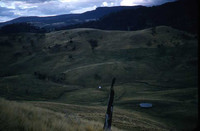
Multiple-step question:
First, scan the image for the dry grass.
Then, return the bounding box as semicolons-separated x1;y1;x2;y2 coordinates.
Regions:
0;98;122;131
31;101;169;131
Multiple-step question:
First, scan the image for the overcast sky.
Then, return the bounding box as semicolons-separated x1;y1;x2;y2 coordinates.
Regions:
0;0;176;22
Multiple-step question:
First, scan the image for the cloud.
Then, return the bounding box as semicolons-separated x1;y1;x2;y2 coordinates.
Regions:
0;0;176;22
102;2;108;6
0;6;16;22
2;0;51;4
71;5;97;14
120;0;176;6
101;1;116;7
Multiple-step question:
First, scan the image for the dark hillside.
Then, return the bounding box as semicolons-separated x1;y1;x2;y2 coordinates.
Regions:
0;26;198;130
64;0;198;34
0;23;46;34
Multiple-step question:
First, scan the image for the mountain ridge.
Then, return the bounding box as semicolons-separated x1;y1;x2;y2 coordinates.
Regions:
63;0;198;33
0;6;143;28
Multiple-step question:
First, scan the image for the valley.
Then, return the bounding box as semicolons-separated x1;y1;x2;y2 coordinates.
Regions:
0;26;198;131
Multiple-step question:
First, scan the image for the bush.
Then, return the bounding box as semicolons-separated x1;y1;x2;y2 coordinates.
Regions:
14;52;23;57
146;41;153;46
50;44;61;52
94;74;101;80
157;44;166;56
151;27;156;36
71;44;76;51
34;71;47;80
88;39;98;51
0;40;12;47
68;54;73;59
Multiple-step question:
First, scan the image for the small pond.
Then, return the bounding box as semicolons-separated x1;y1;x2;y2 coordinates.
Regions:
139;103;153;108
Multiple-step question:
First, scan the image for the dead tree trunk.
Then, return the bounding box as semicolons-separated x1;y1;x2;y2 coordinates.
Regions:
103;77;116;131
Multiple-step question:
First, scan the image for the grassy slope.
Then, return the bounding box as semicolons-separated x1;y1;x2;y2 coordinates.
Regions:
0;26;198;130
0;98;117;131
31;101;169;131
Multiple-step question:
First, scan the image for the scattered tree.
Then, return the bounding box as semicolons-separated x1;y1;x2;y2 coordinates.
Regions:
157;44;166;56
173;41;180;47
71;44;76;51
88;39;98;51
14;52;23;57
0;40;12;47
25;89;29;95
94;73;101;80
64;44;68;48
151;26;156;36
146;41;153;46
68;54;73;59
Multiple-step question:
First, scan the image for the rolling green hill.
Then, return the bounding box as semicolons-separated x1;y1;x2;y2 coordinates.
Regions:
0;26;198;130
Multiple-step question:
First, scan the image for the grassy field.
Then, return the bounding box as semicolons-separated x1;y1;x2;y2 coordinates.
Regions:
0;98;117;131
0;26;198;130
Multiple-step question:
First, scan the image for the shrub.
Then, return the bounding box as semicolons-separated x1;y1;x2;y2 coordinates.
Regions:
0;40;12;47
14;52;23;57
88;39;98;51
94;74;101;80
71;44;76;51
146;41;153;46
50;44;61;52
68;54;73;59
34;71;47;80
151;26;156;36
157;44;166;56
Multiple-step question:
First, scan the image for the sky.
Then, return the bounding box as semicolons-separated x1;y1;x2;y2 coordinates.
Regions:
0;0;176;22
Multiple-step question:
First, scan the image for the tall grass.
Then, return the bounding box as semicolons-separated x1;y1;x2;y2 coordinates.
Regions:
0;98;113;131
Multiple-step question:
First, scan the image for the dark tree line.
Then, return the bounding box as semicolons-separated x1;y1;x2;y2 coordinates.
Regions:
0;23;47;34
63;0;198;34
34;71;65;83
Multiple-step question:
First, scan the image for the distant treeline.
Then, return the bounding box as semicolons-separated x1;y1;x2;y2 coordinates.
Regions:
61;0;198;34
0;23;47;34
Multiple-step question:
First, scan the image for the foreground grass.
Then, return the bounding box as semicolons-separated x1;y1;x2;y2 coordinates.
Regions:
31;101;170;131
0;98;120;131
